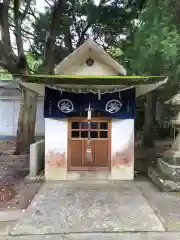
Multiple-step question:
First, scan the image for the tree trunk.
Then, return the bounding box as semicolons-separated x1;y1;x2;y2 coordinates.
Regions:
142;91;156;148
14;86;37;155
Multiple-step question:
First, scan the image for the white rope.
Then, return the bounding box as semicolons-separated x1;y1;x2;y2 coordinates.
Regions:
119;91;121;99
88;121;91;140
45;85;135;94
87;103;92;140
98;90;101;100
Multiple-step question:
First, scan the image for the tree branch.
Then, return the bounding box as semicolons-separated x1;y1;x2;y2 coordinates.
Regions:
29;6;38;21
0;41;8;60
20;0;32;22
10;23;46;45
13;0;24;55
25;36;41;57
0;41;17;73
0;0;17;63
71;0;81;39
0;1;11;48
64;28;73;53
13;0;32;56
0;59;8;69
44;0;54;8
76;23;91;47
43;0;65;73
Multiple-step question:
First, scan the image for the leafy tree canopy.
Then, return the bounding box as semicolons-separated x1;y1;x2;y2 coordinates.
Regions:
29;0;147;67
0;0;147;153
124;0;180;79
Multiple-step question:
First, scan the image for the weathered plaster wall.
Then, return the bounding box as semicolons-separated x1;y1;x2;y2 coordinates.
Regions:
45;118;68;180
111;119;134;180
45;118;134;180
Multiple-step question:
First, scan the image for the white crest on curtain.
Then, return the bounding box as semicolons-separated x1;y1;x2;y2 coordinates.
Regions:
57;99;74;113
105;100;122;113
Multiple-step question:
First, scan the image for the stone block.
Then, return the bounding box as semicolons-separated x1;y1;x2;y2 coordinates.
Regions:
29;140;45;178
148;167;180;192
157;158;180;181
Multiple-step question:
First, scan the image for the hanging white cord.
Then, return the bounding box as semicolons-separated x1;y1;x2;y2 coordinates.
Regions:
86;102;92;162
47;85;135;94
87;102;91;140
88;121;91;140
87;102;91;120
98;90;101;100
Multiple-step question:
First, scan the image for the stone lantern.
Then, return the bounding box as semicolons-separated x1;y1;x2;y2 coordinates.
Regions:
149;92;180;191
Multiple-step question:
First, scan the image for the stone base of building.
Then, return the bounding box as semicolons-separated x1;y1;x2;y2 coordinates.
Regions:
45;167;134;181
148;167;180;192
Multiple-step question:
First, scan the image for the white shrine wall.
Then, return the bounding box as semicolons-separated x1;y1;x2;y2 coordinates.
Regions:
45;118;134;180
45;118;68;180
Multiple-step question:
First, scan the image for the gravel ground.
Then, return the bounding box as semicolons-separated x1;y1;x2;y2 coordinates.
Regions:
0;140;43;210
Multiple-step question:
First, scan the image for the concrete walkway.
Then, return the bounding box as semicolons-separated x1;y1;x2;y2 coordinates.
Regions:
1;179;180;239
11;180;164;235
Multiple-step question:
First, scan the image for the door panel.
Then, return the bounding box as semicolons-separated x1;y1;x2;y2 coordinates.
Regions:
68;118;110;170
94;140;108;167
70;140;82;167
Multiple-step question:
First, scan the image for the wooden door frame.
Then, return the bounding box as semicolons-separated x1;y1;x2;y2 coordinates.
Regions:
67;117;112;171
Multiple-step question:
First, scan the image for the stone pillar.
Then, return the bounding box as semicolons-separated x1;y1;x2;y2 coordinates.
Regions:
29;140;45;179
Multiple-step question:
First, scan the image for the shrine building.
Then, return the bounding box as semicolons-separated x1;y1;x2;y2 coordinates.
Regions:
20;39;167;180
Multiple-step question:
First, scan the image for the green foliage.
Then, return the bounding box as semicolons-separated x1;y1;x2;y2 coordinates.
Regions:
25;53;42;72
0;54;40;79
125;0;180;78
30;0;147;64
0;70;13;80
107;47;123;59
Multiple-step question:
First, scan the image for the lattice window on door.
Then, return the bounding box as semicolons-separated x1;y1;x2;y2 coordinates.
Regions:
71;121;108;139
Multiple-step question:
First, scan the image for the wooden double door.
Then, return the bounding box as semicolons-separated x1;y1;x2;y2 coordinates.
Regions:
68;118;111;171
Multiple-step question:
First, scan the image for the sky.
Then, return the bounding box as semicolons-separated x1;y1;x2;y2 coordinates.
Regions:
36;0;48;12
36;0;101;12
